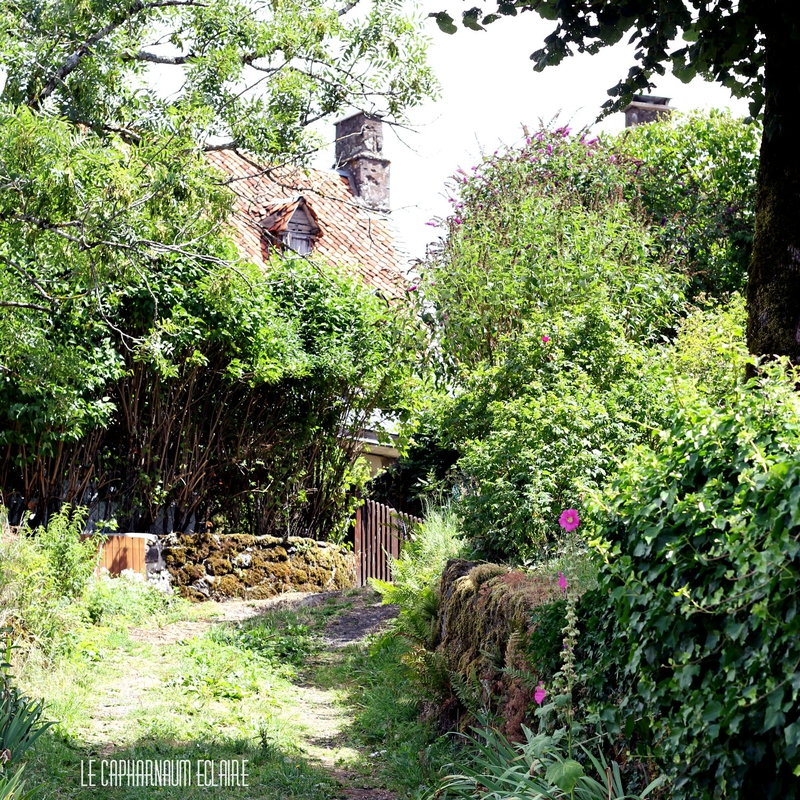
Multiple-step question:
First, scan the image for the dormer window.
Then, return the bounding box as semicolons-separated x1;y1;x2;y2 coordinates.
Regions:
280;204;316;254
261;197;321;257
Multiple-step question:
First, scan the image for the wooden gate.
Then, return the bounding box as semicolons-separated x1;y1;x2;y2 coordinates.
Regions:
354;499;421;586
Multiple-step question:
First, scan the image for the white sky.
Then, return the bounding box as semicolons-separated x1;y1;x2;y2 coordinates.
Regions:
312;13;751;262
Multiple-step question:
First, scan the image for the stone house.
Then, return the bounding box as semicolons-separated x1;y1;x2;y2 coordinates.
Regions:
206;111;407;477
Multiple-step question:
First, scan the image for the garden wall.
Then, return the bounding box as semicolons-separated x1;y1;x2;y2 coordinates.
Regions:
432;558;561;739
150;532;355;601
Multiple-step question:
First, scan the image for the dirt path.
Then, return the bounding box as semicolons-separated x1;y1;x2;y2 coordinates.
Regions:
81;588;400;799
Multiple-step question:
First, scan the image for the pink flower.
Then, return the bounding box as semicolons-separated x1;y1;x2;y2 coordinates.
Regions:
425;221;437;227
558;571;567;593
542;335;550;344
534;682;546;705
454;218;462;225
546;144;553;156
406;285;418;292
559;509;580;532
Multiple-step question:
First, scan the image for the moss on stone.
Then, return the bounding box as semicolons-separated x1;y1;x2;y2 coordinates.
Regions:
163;532;355;600
432;558;561;738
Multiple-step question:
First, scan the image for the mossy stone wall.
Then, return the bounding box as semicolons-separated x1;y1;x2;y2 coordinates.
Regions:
161;532;355;601
433;558;560;739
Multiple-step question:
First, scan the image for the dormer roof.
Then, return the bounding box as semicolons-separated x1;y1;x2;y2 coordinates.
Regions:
261;197;322;238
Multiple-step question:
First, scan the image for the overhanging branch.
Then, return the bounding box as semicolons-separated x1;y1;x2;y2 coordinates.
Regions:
33;0;208;107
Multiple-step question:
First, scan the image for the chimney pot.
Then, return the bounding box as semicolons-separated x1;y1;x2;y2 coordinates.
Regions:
623;95;673;127
334;111;390;213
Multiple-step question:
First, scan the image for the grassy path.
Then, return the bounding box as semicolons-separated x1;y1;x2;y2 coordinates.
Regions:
19;588;420;800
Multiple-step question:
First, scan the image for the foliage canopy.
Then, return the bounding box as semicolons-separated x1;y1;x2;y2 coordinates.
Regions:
413;114;753;560
0;0;435;535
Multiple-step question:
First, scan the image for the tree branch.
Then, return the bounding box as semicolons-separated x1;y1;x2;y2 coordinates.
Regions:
131;49;190;65
0;255;54;302
337;0;361;16
203;140;239;152
0;301;50;312
33;1;208;107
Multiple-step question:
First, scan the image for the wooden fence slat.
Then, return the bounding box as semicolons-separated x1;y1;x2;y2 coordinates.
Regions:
352;499;423;587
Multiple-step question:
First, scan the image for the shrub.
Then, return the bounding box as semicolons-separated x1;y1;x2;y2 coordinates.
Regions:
417;113;757;563
373;504;465;648
33;508;96;601
588;362;800;799
84;571;180;626
0;510;96;652
618;110;760;298
439;310;670;561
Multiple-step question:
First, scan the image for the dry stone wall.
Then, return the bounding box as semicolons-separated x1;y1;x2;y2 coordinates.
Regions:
431;558;561;739
152;532;355;601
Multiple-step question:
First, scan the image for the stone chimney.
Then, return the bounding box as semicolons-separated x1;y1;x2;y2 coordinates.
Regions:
623;95;673;127
334;112;390;213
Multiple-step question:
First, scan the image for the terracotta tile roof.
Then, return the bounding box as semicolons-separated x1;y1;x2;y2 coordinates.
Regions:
207;150;407;298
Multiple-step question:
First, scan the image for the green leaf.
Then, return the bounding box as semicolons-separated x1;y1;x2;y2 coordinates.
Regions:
462;8;485;31
545;759;584;792
429;11;457;34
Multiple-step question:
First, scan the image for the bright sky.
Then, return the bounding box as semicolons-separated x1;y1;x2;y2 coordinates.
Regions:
313;13;751;262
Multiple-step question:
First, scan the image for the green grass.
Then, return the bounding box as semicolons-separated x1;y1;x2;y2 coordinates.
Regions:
315;631;459;799
13;592;353;800
11;582;460;800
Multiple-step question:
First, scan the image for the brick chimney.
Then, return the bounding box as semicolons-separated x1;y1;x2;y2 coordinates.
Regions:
334;112;390;213
623;95;673;127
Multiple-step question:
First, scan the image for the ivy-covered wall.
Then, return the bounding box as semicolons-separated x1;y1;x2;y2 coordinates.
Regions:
152;532;355;601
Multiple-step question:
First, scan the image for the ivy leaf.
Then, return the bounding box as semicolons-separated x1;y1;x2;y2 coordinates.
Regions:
429;11;457;34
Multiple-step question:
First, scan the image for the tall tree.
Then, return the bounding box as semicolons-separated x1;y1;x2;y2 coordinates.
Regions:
0;0;433;531
3;0;435;157
430;0;800;360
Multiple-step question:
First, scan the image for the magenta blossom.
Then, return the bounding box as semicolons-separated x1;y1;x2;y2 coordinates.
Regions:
559;509;580;532
406;285;418;292
542;335;550;344
534;682;546;705
454;217;462;225
558;571;567;593
425;221;437;227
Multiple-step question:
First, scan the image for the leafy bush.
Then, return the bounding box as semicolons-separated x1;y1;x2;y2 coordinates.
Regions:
588;363;800;799
373;504;465;647
423;159;683;375
84;571;180;626
415;112;757;561
33;508;97;600
446;319;667;560
658;292;748;403
618;110;760;297
0;510;97;652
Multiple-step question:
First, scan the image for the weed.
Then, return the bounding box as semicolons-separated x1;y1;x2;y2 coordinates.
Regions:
84;571;184;626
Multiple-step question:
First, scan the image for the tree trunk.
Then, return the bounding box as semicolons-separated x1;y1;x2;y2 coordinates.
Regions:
746;23;800;359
